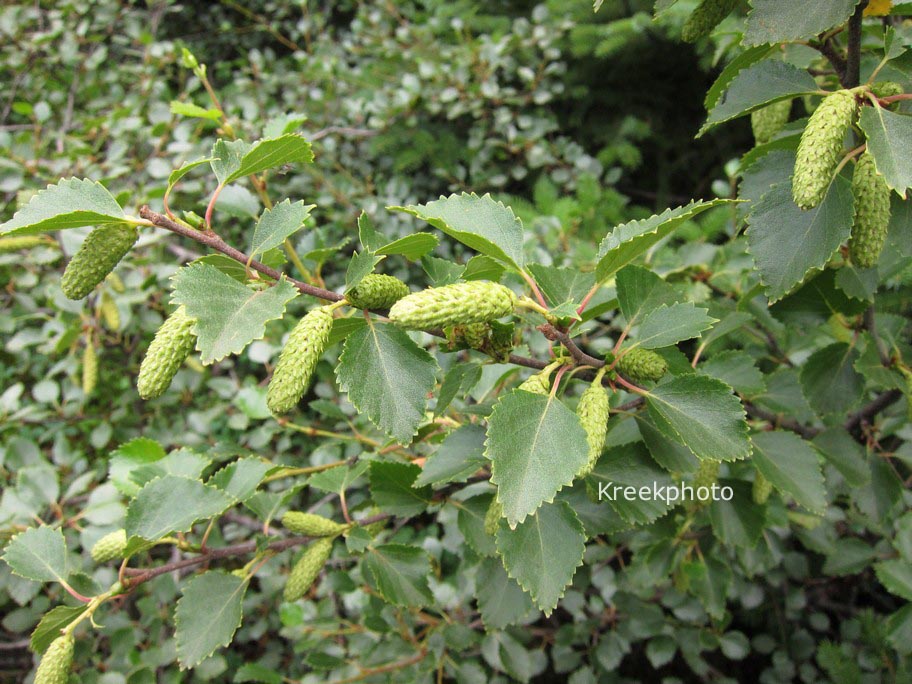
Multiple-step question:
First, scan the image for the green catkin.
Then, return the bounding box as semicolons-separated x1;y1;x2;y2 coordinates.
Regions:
848;152;892;268
99;290;120;330
692;460;719;495
137;306;197;400
518;372;550;395
681;0;739;43
35;634;74;684
82;341;98;396
871;81;903;99
388;281;516;330
454;322;490;349
792;90;858;210
484;497;503;537
60;224;138;299
283;537;334;602
750;100;791;145
91;529;128;563
0;235;49;253
577;380;609;472
282;511;347;537
753;471;773;505
617;348;667;384
344;274;410;309
266;305;335;414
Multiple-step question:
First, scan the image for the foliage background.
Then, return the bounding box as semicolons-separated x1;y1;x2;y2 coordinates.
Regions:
1;1;911;683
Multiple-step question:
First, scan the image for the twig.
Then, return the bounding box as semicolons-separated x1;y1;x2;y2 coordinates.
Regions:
745;403;819;439
845;389;902;435
846;2;867;88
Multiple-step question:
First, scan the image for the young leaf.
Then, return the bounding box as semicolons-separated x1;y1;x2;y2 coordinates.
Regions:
595;200;728;282
169;101;222;121
376;233;439;260
362;544;433;607
486;390;590;527
171;263;299;363
125;475;232;541
526;264;596;307
799;342;864;416
389;192;525;270
167;158;216;191
0;178;125;236
336;321;438;444
858;106;912;198
747;179;854;302
495;500;585;616
207;457;271;504
633;302;716;349
175;571;247;669
249;200;315;259
368;461;433;517
615;265;680;327
1;527;68;583
344;250;383;291
644;375;751;462
108;438;167;497
751;431;827;514
743;0;865;46
30;605;87;654
211;134;314;185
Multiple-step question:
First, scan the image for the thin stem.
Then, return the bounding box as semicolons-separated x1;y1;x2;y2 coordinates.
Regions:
576;283;601;316
613;373;647;396
204;183;225;229
845;2;867;88
519;269;548;309
262;459;350;484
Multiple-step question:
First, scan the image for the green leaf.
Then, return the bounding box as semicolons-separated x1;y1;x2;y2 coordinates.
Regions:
887;605;912;655
595;200;728;282
704;45;776;112
680;557;731;620
588;443;675;524
475;556;537;629
495;500;585;616
633;302;716;349
211;134;314;185
249;200;315;259
336;321;438;444
125;475;232;541
376;233;439;260
813;428;870;486
709;480;766;547
30;605;87;654
435;362;482;417
637;414;699;473
389;192;525;270
368;461;433;517
167;158;215;192
526;264;596;307
462;254;506;282
344;250;383;291
215;185;260;218
743;0;864;46
747;178;854;302
414;424;487;488
699;60;818;136
171;263;299;364
175;571;248;669
616;264;680;327
2;527;68;583
0;178;125;236
645;375;751;462
697;351;766;396
751;431;827;513
799;342;864;416
170;101;222;121
455;493;497;557
875;560;912;601
486;390;590;527
362;544;433;607
208;458;271;503
858;106;912;198
108;438;166;496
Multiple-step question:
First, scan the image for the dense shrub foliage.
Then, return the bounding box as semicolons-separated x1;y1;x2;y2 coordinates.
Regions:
2;1;912;683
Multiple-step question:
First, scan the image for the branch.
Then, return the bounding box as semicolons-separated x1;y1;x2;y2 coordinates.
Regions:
745;403;820;439
845;1;867;88
845;389;902;435
811;39;848;85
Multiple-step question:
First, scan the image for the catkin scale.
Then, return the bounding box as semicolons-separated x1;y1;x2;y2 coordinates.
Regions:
848;152;892;268
484;497;503;537
617;348;667;384
266;306;334;414
283;537;334;601
35;634;74;684
753;471;773;504
61;224;138;299
82;342;98;396
137;307;197;400
692;460;719;492
750;100;791;145
282;511;347;537
518;372;550;395
681;0;739;43
345;274;410;309
792;90;858;210
99;291;120;330
577;380;609;472
91;529;128;563
388;281;516;330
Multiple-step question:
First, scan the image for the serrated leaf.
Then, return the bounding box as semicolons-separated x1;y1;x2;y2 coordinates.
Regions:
362;544;433;607
108;438;167;496
751;431;826;513
495;500;585;616
208;458;270;503
588;443;675;523
743;0;863;46
487;390;590;527
858;106;912;198
344;250;383;290
211;134;314;185
30;605;87;654
167;157;215;191
171;263;299;363
595;200;728;282
616;264;680;327
368;461;433;517
2;527;68;583
456;493;497;557
475;556;537;629
389;192;525;270
526;264;595;307
175;571;247;669
125;475;232;541
336;321;438;444
698;351;766;396
799;342;864;416
876;560;912;601
249;200;314;259
709;480;766;547
813;428;870;486
215;185;260;218
170;101;222;121
376;233;439;260
633;302;716;349
699;60;818;136
0;178;125;236
704;45;776;112
680;558;730;620
746;179;854;302
645;375;751;462
414;424;487;488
